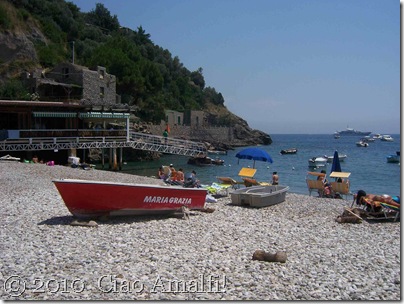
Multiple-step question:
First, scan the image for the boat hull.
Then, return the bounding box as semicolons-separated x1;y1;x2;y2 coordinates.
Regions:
53;179;207;218
230;185;289;208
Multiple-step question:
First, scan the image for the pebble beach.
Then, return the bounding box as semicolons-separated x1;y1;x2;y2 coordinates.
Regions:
0;162;400;300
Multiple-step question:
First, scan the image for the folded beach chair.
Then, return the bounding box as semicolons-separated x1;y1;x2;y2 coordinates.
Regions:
306;172;326;197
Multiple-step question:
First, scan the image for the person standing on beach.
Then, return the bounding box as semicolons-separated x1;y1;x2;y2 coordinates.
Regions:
272;172;279;185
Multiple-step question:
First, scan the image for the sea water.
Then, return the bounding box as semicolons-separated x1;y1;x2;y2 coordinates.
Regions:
99;134;401;196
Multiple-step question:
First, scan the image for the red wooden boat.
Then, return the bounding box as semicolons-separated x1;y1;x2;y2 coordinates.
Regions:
53;179;207;219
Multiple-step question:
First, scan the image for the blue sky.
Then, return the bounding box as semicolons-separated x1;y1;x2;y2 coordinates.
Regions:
70;0;400;134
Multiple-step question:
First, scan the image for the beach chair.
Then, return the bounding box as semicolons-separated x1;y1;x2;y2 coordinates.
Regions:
306;172;326;197
217;176;239;189
238;167;257;187
238;167;268;187
329;171;352;200
352;190;400;221
242;177;260;187
380;200;400;222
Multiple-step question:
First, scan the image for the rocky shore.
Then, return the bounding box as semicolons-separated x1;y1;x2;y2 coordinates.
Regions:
0;162;400;300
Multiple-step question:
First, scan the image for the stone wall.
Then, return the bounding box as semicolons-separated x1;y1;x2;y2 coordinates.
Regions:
82;66;117;105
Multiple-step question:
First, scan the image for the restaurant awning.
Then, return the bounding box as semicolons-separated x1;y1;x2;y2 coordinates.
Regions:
33;112;77;118
79;112;130;119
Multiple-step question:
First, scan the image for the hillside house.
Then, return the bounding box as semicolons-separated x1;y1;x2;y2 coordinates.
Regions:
22;63;120;105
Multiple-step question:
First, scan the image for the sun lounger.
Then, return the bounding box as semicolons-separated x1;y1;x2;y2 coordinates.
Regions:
242;177;271;187
352;191;400;222
306;172;326;197
380;201;400;222
217;176;239;189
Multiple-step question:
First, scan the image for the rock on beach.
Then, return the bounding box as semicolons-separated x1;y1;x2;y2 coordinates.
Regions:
0;162;400;300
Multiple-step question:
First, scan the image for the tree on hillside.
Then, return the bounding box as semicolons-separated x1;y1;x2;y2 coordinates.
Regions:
85;3;119;32
190;67;205;89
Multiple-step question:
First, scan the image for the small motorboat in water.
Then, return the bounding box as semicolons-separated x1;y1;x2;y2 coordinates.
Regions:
308;156;327;168
280;148;297;155
381;135;394;142
325;154;347;163
187;156;224;166
356;141;369;147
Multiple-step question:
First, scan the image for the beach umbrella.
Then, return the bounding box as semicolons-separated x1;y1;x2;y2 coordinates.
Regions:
235;147;273;168
330;150;342;174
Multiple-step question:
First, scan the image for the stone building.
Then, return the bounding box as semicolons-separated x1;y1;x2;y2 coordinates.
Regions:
22;63;120;105
165;110;184;126
183;110;206;127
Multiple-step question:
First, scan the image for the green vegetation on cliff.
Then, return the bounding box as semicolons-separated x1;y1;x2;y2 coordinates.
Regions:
0;0;228;124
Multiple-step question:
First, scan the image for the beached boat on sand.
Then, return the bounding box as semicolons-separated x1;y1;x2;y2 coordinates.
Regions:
230;185;289;208
0;154;21;161
53;179;207;219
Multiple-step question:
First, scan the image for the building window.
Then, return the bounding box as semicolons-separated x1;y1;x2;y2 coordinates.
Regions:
99;70;105;79
63;68;69;79
100;87;105;97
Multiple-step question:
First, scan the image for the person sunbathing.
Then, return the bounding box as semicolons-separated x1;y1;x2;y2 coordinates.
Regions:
355;190;400;212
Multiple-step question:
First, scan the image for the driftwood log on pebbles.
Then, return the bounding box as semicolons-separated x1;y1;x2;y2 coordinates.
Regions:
252;250;287;263
335;207;364;224
336;215;362;224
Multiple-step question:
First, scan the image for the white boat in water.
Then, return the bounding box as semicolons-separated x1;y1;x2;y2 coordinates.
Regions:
325;154;347;163
308;156;327;168
356;141;369;147
381;135;394;142
362;136;375;143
